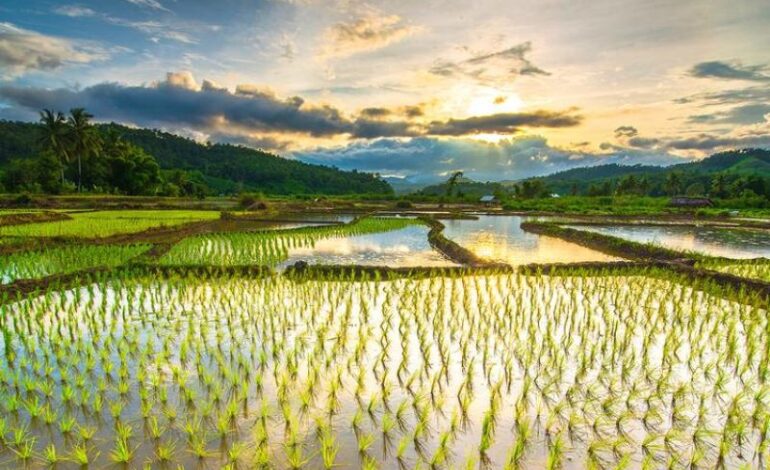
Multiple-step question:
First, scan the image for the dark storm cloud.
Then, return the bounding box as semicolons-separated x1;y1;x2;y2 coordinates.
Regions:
688;61;769;82
426;110;582;136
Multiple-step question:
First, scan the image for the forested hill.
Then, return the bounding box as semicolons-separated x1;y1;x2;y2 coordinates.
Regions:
0;120;392;195
531;148;770;196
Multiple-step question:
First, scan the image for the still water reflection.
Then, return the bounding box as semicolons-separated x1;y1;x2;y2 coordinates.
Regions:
569;224;770;259
443;215;620;264
280;224;457;267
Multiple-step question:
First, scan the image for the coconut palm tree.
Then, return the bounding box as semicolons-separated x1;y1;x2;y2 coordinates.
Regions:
446;171;464;197
38;109;69;186
66;108;102;192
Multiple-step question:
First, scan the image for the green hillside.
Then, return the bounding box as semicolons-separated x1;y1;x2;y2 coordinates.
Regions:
410;148;770;203
532;148;770;197
0;120;392;196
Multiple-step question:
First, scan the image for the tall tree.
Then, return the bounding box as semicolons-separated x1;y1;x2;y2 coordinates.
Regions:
664;172;682;196
38;109;69;186
66;108;101;192
446;171;464;197
710;173;728;198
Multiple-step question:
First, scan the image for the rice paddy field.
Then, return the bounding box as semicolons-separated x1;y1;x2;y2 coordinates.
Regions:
698;259;770;283
0;244;150;284
158;217;420;267
0;209;769;469
0;210;220;238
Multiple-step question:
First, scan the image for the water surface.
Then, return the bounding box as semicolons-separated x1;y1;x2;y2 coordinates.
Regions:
442;215;620;264
570;224;770;259
280;224;456;268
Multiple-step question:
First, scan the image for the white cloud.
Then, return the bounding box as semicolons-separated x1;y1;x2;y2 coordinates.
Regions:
320;14;420;59
125;0;170;12
53;5;97;18
0;23;104;77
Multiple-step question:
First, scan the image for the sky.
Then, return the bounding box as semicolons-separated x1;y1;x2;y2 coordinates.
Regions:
1;0;769;183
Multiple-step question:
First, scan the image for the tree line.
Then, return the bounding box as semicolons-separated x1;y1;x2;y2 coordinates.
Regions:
0;110;393;197
3;108;173;196
581;172;769;201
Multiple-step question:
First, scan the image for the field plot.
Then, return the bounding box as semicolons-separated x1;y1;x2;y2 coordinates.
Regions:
568;225;770;259
0;270;767;469
699;258;770;283
0;244;150;284
158;217;423;266
443;216;620;265
0;210;220;238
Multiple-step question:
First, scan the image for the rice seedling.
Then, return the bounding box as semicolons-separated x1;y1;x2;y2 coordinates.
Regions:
158;216;421;266
69;443;96;466
109;437;138;464
698;258;770;283
156;440;177;462
0;243;150;284
0;262;765;468
0;210;219;238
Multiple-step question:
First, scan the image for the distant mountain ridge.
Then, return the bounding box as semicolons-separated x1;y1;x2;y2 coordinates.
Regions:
412;148;770;197
536;148;770;195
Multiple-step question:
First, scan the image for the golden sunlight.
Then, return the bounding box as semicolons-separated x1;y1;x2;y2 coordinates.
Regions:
466;91;523;116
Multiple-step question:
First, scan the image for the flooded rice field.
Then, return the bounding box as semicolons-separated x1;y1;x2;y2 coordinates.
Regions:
0;271;766;468
568;225;770;259
442;216;621;265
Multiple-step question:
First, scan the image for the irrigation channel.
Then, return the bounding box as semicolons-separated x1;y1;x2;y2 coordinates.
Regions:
0;210;769;469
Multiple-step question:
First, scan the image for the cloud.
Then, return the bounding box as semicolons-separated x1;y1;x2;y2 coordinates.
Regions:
688;60;769;81
53;5;97;17
614;125;638;138
0;72;581;141
0;73;351;137
619;114;770;153
112;20;197;44
627;136;660;149
426;110;582;136
665;133;770;151
687;104;770;125
321;14;419;58
165;71;199;90
295;135;686;182
359;107;392;118
0;23;103;77
351;118;419;138
675;86;770;106
429;41;549;85
125;0;170;12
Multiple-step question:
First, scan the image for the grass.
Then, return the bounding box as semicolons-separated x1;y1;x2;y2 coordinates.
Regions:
0;210;220;238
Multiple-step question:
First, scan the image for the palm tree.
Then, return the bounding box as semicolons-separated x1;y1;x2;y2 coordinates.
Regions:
664;172;682;196
66;108;102;192
446;171;464;197
38;109;69;186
